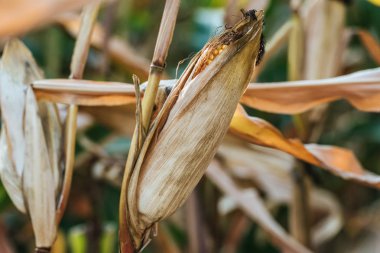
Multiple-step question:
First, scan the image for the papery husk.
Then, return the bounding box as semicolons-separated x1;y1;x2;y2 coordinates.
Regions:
125;10;265;248
23;87;58;247
0;41;33;212
0;39;62;248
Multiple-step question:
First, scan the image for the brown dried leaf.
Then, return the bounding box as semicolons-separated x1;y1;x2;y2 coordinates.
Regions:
23;87;57;247
206;161;312;253
357;29;380;65
0;39;44;213
218;135;295;204
33;67;380;115
230;105;380;189
0;0;90;37
0;39;62;248
218;136;343;245
33;79;136;106
242;68;380;114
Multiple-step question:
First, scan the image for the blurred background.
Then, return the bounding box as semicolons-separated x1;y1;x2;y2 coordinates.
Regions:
1;0;380;252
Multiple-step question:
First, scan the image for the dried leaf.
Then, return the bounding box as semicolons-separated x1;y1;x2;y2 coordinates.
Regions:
230;105;380;189
242;68;380;114
0;39;43;213
206;161;312;253
310;189;343;246
0;39;62;249
33;79;136;106
23;87;57;247
33;67;380;115
357;29;380;65
218;136;343;245
0;0;90;37
218;135;295;204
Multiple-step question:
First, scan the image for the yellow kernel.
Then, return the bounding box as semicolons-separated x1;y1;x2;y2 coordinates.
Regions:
218;49;223;54
213;49;219;55
222;44;227;49
207;60;212;65
209;54;214;60
217;44;223;50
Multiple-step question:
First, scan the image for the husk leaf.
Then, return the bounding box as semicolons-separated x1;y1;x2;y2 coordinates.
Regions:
0;39;62;248
125;10;265;248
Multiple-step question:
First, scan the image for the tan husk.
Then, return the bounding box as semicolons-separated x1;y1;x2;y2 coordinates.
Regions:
0;39;62;248
124;10;264;248
23;87;58;247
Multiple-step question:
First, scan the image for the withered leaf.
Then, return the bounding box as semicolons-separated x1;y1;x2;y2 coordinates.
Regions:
0;39;62;248
242;68;380;114
230;105;380;189
357;29;380;66
206;161;312;253
23;87;57;247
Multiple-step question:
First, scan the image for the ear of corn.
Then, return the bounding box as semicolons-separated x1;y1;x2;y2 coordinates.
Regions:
123;10;265;248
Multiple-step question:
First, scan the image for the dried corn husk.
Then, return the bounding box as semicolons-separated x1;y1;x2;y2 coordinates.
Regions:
0;39;62;249
124;10;265;248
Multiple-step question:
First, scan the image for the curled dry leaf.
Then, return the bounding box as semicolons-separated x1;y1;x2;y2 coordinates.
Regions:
0;41;28;212
206;161;312;253
242;68;380;114
0;0;90;37
23;88;57;247
218;135;295;204
33;67;380;115
123;10;265;248
218;136;343;245
230;105;380;189
0;40;62;248
58;15;151;79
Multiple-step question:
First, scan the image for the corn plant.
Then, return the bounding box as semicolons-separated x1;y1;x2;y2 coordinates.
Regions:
0;0;380;253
